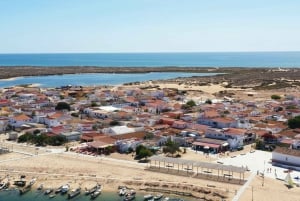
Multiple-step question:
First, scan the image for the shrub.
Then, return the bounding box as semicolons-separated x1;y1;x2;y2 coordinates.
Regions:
271;94;281;100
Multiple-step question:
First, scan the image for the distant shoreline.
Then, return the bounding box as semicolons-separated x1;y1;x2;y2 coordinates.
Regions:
0;66;291;79
1;67;300;90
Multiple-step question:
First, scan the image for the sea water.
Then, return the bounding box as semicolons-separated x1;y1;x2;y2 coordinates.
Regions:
0;72;219;88
0;52;300;67
0;189;196;201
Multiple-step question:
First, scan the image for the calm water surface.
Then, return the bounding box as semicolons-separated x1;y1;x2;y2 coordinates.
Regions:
0;52;300;67
0;189;196;201
0;72;218;88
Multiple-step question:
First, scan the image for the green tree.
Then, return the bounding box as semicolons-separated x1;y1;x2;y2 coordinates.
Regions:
138;148;152;160
135;145;153;160
163;139;181;157
288;115;300;129
271;94;281;100
255;139;265;150
186;100;196;107
55;102;70;111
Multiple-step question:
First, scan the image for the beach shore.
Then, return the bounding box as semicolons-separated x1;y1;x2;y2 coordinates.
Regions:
0;140;299;201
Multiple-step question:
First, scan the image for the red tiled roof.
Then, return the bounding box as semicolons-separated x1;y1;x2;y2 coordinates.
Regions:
13;114;31;121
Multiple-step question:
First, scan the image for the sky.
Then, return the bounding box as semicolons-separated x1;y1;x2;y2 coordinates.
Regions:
0;0;300;53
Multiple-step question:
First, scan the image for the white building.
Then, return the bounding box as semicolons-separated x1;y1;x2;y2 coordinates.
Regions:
272;147;300;170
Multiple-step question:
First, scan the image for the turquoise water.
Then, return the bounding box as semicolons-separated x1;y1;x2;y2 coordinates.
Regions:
0;189;195;201
0;72;218;88
0;52;300;67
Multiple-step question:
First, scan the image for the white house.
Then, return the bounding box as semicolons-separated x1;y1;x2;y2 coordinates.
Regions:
115;138;142;153
102;126;144;136
9;114;33;128
60;131;82;141
44;112;71;127
272;147;300;170
205;127;255;149
0;117;9;132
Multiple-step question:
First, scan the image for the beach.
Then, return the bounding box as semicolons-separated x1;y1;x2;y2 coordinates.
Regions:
0;137;299;201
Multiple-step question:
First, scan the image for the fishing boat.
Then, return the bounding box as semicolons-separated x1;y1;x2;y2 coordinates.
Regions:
85;184;101;195
0;181;9;190
44;188;53;195
144;194;153;200
90;186;102;199
68;187;81;199
153;193;164;200
123;189;136;201
19;178;36;195
119;187;127;196
61;184;70;194
55;185;63;194
49;194;56;198
13;180;26;187
37;184;43;190
123;194;136;201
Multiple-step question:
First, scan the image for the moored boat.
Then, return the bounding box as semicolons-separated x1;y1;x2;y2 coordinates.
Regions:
144;194;153;200
119;187;127;196
55;185;63;194
13;180;26;187
44;188;53;195
0;181;10;190
68;187;81;199
37;184;43;190
153;193;164;200
19;178;36;195
85;184;100;195
61;184;70;194
90;186;102;200
123;194;136;201
49;194;56;198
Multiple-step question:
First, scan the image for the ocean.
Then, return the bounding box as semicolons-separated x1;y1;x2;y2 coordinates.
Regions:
0;52;300;67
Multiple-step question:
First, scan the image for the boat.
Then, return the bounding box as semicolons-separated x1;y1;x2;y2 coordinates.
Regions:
153;193;164;200
49;194;56;198
37;184;43;190
13;180;26;187
85;184;101;195
55;185;63;194
144;194;153;200
68;187;81;199
123;194;136;201
91;185;102;200
119;187;127;196
61;184;70;194
125;189;136;196
44;189;53;195
19;178;36;195
0;181;9;190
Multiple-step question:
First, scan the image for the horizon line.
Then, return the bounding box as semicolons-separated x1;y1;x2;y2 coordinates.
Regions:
0;50;300;54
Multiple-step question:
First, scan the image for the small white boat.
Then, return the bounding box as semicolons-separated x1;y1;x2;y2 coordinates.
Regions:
91;188;101;199
61;184;70;194
49;194;56;198
119;187;127;196
144;194;153;200
153;193;163;200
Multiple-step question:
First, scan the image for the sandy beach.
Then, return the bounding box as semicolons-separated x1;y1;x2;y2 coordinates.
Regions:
0;138;299;201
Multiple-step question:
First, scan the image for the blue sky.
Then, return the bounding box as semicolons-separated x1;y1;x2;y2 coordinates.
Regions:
0;0;299;53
